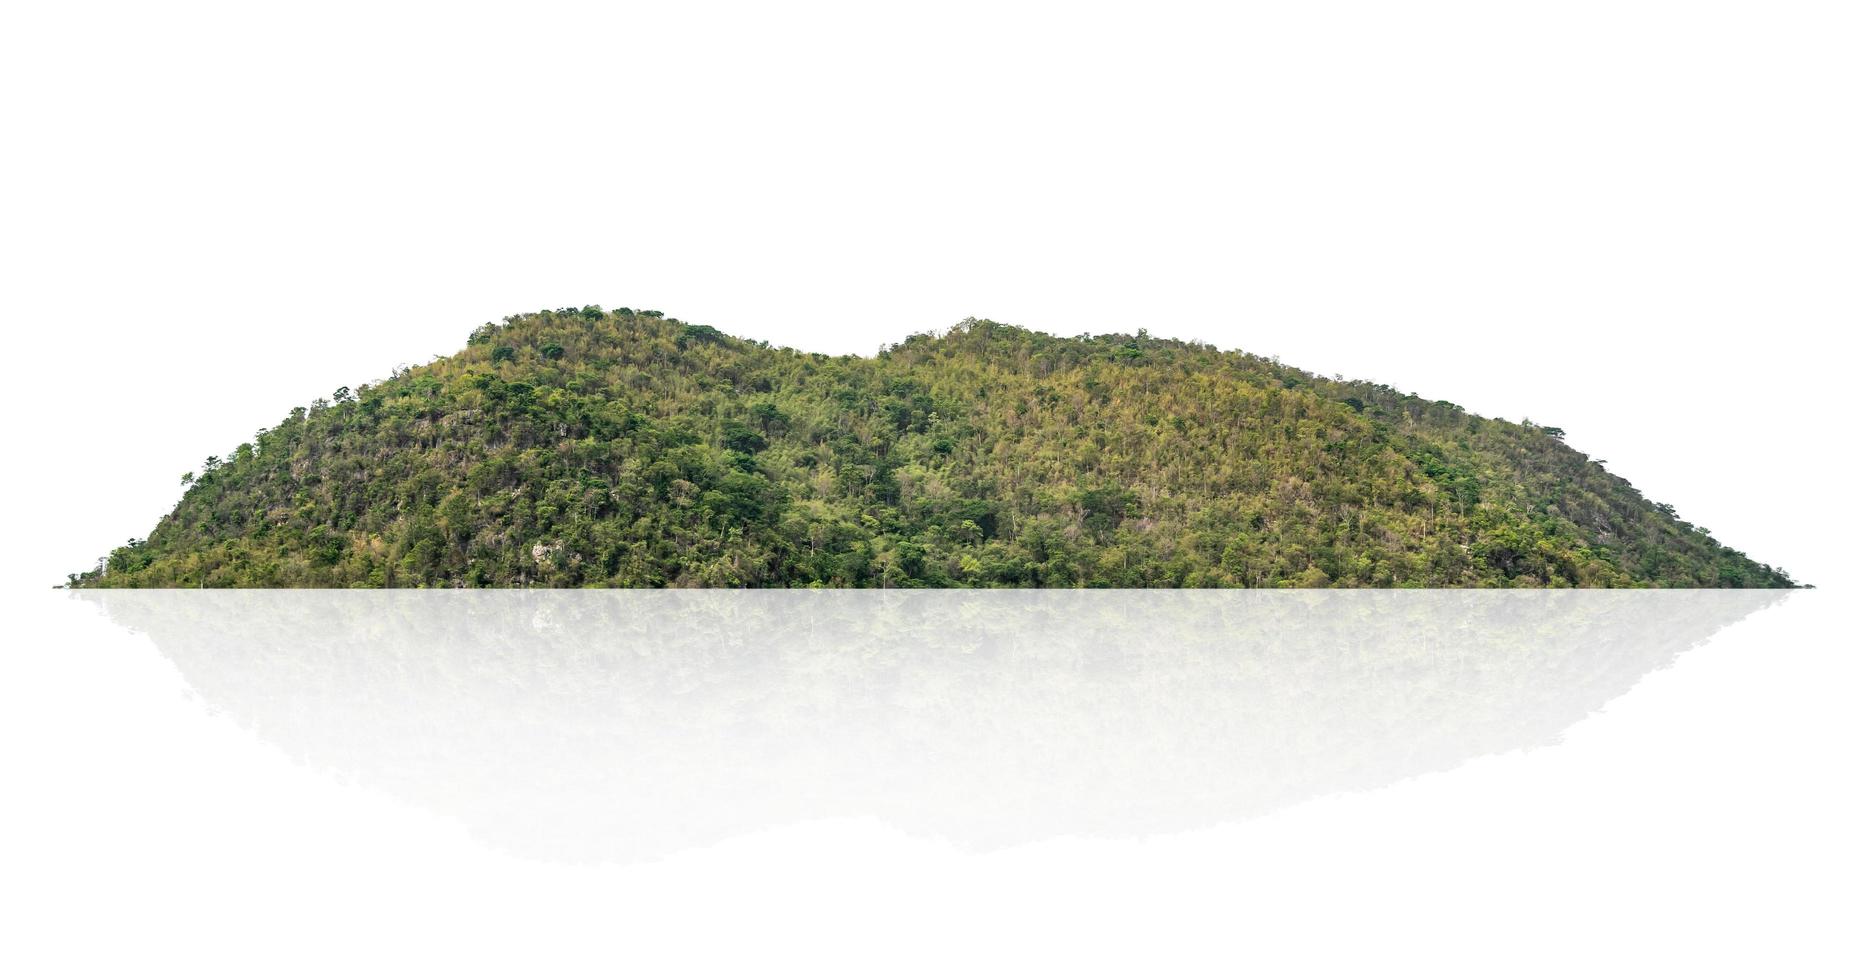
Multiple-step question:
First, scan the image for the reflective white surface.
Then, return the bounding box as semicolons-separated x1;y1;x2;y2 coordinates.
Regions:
3;590;1849;977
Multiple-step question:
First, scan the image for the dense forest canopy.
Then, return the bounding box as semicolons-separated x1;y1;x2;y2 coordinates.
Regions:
73;308;1794;588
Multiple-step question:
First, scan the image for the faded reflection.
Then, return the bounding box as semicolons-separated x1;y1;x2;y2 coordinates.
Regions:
79;590;1781;864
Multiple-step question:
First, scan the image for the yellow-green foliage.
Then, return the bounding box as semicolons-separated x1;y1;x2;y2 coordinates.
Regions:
74;309;1794;588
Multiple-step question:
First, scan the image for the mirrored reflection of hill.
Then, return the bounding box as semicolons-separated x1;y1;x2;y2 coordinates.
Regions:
80;590;1782;864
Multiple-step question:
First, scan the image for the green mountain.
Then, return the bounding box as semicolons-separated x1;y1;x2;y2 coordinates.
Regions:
73;308;1793;588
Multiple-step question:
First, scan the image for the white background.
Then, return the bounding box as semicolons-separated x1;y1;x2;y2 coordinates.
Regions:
2;0;1850;592
0;5;1851;976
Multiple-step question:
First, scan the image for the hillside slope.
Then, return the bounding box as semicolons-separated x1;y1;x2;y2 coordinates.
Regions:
73;308;1793;588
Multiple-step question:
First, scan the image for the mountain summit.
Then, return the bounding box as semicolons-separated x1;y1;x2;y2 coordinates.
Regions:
74;308;1792;588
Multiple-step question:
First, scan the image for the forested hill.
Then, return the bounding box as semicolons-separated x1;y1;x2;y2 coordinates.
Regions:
73;308;1793;588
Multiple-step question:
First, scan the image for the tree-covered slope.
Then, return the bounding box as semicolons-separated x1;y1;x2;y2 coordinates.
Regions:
73;308;1793;588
